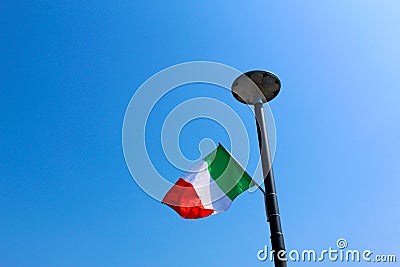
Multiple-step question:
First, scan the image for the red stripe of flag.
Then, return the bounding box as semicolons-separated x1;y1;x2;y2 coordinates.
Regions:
162;178;214;219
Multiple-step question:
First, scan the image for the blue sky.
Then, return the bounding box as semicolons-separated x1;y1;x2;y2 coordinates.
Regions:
1;1;400;266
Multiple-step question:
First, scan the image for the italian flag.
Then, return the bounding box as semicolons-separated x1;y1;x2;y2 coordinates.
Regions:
162;144;252;219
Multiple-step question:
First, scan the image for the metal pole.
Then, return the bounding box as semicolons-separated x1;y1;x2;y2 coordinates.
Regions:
254;102;287;267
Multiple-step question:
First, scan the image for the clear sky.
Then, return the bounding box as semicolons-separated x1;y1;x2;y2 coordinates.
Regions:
1;1;400;266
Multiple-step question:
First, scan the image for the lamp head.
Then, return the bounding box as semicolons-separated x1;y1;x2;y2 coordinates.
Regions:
231;70;281;105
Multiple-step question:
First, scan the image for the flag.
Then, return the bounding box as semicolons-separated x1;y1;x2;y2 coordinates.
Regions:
162;144;252;219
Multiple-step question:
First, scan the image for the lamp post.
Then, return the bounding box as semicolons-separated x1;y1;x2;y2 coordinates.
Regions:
232;71;287;267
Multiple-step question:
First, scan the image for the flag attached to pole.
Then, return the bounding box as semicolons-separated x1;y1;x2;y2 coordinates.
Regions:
162;144;252;219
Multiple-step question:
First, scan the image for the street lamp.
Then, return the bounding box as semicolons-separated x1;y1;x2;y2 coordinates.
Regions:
232;71;287;267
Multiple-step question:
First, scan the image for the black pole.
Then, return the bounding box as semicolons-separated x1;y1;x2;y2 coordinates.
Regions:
254;102;287;267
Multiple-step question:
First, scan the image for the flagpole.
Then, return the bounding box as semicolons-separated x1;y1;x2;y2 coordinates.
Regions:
231;71;287;267
254;101;287;267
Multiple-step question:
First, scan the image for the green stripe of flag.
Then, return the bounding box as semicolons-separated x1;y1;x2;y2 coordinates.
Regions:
203;145;252;201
